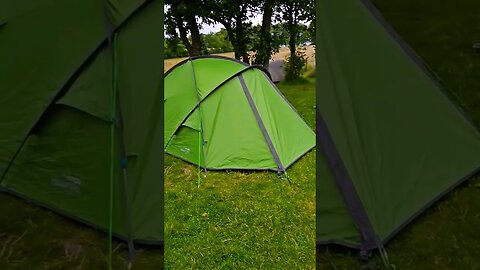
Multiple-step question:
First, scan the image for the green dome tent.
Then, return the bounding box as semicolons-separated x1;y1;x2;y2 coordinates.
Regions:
316;0;480;255
0;0;163;248
164;56;315;173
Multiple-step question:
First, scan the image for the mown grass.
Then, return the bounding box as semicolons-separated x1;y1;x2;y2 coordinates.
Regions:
164;78;316;269
317;0;480;269
0;192;163;269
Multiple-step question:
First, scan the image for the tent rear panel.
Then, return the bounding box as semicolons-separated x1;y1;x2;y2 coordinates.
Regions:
241;70;315;168
1;0;164;243
0;0;105;176
317;0;480;245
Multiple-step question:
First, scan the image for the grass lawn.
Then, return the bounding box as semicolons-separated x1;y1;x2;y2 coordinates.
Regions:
164;78;316;269
0;191;163;269
317;0;480;269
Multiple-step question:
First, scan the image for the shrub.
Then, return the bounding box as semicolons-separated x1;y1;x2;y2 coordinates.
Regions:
284;47;308;81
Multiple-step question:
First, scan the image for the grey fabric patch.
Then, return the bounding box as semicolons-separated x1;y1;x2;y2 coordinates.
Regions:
51;175;81;194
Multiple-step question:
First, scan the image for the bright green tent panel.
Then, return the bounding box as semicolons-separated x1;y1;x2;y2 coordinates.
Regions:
164;58;248;145
317;0;480;250
194;76;277;170
164;56;315;172
1;0;163;244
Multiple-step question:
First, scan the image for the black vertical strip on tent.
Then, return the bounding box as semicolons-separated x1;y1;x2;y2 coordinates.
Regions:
317;111;379;251
238;74;285;173
359;0;479;134
102;3;135;265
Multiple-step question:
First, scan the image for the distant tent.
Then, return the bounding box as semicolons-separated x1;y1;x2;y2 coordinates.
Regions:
268;60;285;83
0;1;163;245
316;0;480;252
164;56;315;173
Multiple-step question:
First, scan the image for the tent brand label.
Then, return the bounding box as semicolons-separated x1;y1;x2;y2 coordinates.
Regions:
180;147;191;154
51;175;81;194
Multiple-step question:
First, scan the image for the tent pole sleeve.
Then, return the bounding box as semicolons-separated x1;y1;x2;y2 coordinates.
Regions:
103;4;135;269
188;57;208;187
317;111;379;251
111;34;136;268
238;74;285;173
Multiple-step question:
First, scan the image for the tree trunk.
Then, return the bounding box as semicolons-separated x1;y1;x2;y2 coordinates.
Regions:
256;0;274;67
235;12;245;61
173;13;194;55
242;53;250;64
185;14;203;56
223;24;237;58
287;3;296;59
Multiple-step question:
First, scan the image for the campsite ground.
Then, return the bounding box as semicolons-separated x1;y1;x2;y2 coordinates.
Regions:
317;0;480;269
163;78;316;269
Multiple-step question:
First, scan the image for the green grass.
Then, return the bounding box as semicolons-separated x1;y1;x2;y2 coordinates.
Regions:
317;0;480;269
0;192;163;269
164;78;316;269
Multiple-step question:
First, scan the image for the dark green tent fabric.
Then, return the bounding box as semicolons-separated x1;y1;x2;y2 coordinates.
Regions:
316;0;480;250
164;56;315;172
0;0;163;245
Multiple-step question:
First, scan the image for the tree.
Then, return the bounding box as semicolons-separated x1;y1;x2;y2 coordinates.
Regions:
165;1;206;56
164;39;189;58
201;0;259;63
203;29;234;53
253;0;277;67
276;0;314;80
308;18;315;44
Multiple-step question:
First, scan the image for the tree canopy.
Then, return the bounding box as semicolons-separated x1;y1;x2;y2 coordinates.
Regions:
164;0;314;80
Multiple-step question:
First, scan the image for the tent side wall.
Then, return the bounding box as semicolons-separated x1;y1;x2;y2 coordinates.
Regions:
0;0;164;244
0;0;106;179
317;0;480;249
